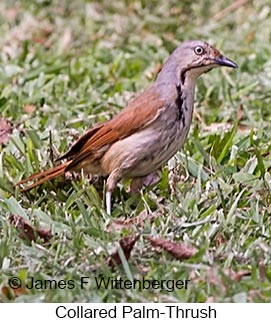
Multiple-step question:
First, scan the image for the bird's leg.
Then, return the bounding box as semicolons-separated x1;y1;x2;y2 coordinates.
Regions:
106;191;112;215
128;170;160;193
105;169;121;215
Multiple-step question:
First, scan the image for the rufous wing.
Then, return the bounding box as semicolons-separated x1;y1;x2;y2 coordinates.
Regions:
17;86;165;189
66;86;165;171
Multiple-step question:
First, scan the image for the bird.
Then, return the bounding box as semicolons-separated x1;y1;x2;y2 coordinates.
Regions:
16;40;237;214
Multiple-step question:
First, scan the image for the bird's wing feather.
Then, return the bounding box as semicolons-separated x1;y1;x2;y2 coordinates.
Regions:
66;86;165;171
56;124;103;161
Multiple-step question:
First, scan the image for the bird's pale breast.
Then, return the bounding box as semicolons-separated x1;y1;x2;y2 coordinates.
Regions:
101;101;192;178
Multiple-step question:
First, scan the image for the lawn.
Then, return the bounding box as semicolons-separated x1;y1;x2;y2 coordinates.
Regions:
0;0;271;302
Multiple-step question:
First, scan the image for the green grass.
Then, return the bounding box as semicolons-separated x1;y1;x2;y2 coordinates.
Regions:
1;0;271;302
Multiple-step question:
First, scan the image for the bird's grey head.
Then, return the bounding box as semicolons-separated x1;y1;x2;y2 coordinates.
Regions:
157;40;237;85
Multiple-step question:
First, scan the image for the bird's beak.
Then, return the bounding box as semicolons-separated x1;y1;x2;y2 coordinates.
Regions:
214;56;238;68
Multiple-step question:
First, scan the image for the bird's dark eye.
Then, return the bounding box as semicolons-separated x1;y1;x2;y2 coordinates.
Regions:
194;46;204;55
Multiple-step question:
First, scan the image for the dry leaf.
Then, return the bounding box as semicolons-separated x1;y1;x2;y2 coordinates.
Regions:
9;215;53;243
0;118;13;145
148;236;198;260
107;235;139;269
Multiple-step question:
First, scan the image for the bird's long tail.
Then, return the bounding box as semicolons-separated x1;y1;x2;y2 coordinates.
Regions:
16;161;71;192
